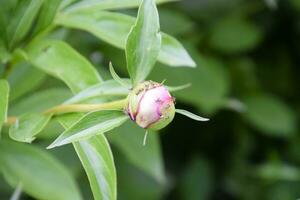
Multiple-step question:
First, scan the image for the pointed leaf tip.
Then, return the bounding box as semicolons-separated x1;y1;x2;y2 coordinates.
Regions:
46;143;56;149
9;113;52;143
126;0;162;85
167;83;192;92
48;111;128;148
175;109;209;121
109;62;131;88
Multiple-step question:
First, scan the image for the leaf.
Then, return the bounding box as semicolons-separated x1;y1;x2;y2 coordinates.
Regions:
109;62;131;88
209;17;262;53
64;0;175;13
42;52;120;199
64;79;129;104
33;0;62;35
0;40;10;63
159;34;195;67
9;88;72;115
166;83;191;92
48;110;128;148
115;154;165;200
255;162;300;181
74;136;116;200
179;157;214;200
0;80;9;132
8;0;43;48
126;0;161;85
0;140;82;200
108;121;165;183
10;48;28;64
243;95;296;137
291;0;300;11
60;0;77;10
59;113;117;200
0;3;9;44
56;11;195;67
9;113;52;143
149;47;230;113
159;9;194;36
8;61;46;101
175;109;209;121
0;2;11;57
56;11;131;49
57;113;86;128
27;39;102;93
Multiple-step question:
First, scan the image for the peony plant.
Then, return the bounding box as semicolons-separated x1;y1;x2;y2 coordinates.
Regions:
0;0;208;199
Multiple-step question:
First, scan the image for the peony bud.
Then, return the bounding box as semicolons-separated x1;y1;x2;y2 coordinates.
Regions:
126;81;175;130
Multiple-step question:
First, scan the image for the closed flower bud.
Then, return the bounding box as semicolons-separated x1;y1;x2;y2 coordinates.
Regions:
126;81;175;130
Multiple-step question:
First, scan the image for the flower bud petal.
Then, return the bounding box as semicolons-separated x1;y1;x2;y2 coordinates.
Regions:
126;81;175;130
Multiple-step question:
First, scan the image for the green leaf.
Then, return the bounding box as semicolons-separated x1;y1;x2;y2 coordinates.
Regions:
33;0;62;35
60;0;77;10
126;0;161;85
115;154;165;200
209;17;262;53
27;39;102;93
243;95;296;137
109;62;131;88
159;33;195;67
175;109;209;121
159;9;194;36
8;0;43;48
0;40;10;63
56;11;195;67
150;47;230;113
64;79;129;104
8;62;46;101
59;113;117;200
74;136;116;200
9;88;72;115
57;113;86;128
166;83;191;92
0;3;9;44
179;157;214;200
108;121;165;183
0;140;82;200
48;110;128;148
0;80;9;132
9;113;52;143
255;162;300;181
64;0;175;13
291;0;300;11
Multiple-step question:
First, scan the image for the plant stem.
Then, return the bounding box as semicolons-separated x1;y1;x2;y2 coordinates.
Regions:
10;183;22;200
43;99;127;114
5;99;127;126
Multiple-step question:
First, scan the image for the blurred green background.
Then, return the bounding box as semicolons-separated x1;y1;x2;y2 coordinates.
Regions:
1;0;300;199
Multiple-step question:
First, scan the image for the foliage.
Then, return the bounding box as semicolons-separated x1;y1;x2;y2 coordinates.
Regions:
1;0;300;199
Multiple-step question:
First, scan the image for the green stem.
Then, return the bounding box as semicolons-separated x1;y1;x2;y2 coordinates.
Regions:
6;99;128;125
10;182;22;200
43;99;127;115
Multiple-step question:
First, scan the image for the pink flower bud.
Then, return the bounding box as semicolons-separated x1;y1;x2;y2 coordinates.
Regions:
126;81;175;130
